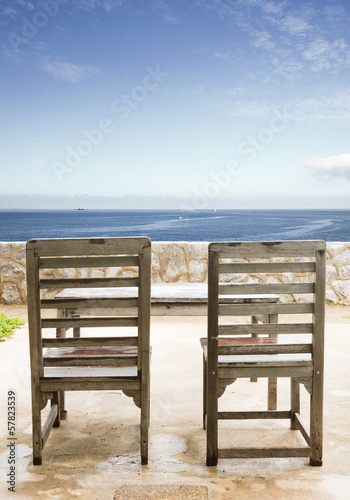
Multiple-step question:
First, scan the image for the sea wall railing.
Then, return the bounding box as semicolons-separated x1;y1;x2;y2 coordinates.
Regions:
0;241;349;305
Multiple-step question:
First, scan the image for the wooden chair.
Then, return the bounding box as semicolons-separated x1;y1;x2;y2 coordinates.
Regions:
201;241;326;466
26;237;151;465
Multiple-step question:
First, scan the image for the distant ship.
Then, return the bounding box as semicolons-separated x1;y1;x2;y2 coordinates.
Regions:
178;216;183;219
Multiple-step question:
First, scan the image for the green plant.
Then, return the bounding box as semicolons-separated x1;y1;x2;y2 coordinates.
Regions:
0;312;25;342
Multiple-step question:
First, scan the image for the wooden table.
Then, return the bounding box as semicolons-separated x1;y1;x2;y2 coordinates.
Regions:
55;282;279;317
55;283;279;409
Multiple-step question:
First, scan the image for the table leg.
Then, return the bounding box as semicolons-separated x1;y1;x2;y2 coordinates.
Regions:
56;309;68;420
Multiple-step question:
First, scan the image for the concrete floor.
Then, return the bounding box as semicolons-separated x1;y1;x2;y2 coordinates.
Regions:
1;309;350;499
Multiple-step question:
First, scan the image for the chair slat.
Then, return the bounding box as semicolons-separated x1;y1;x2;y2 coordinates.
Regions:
39;255;139;269
219;283;314;295
218;344;312;355
43;357;138;367
27;237;150;256
41;297;138;309
218;447;311;459
219;262;316;273
218;323;314;335
210;240;326;257
219;302;314;316
39;277;138;289
42;336;138;348
42;317;138;329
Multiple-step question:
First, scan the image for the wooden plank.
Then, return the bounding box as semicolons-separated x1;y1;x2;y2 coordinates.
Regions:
139;243;151;464
42;317;138;329
39;277;138;289
26;245;44;464
218;355;312;366
41;377;140;392
42;403;58;448
27;237;150;256
42;336;138;348
219;283;314;295
42;297;138;309
293;412;310;445
43;357;138;367
310;245;326;465
219;302;314;316
210;240;326;258
218;411;291;419
219;262;316;273
217;344;312;355
218;447;311;458
218;365;313;379
39;255;139;269
218;323;313;335
207;248;219;466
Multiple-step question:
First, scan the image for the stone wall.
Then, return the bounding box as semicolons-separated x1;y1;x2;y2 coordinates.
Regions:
1;241;350;305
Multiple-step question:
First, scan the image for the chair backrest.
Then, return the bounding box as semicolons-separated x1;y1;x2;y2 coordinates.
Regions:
208;240;326;366
26;237;151;377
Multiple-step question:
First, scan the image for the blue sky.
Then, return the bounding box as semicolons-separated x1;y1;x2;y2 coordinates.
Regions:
1;0;350;209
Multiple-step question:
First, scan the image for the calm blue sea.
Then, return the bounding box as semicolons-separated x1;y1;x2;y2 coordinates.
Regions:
0;209;350;242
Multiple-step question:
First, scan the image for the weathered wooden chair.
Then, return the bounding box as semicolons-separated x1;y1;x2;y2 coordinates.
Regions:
201;241;326;466
26;237;151;465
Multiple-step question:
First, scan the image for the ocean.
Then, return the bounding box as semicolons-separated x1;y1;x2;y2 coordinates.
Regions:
0;209;350;242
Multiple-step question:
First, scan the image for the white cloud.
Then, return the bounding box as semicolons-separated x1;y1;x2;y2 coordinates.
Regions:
73;0;126;12
0;6;17;17
152;0;181;24
323;5;347;23
278;15;311;35
302;37;350;72
252;30;275;50
299;154;350;180
40;58;100;82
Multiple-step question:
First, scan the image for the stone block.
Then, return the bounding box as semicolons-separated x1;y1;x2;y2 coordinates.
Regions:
333;280;350;301
326;265;337;281
0;243;9;257
0;260;26;281
326;286;339;303
187;242;208;260
189;260;207;282
338;265;350;279
163;245;187;282
1;284;22;304
334;248;350;264
13;247;26;264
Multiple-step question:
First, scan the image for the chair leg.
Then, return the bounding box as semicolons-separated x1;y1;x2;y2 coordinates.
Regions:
203;354;207;430
59;391;67;420
268;378;277;410
140;359;150;465
32;390;42;465
309;375;323;466
52;392;60;428
206;372;218;466
290;378;300;430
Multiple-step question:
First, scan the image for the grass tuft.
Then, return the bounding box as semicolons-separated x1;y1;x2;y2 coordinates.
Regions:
0;312;25;342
